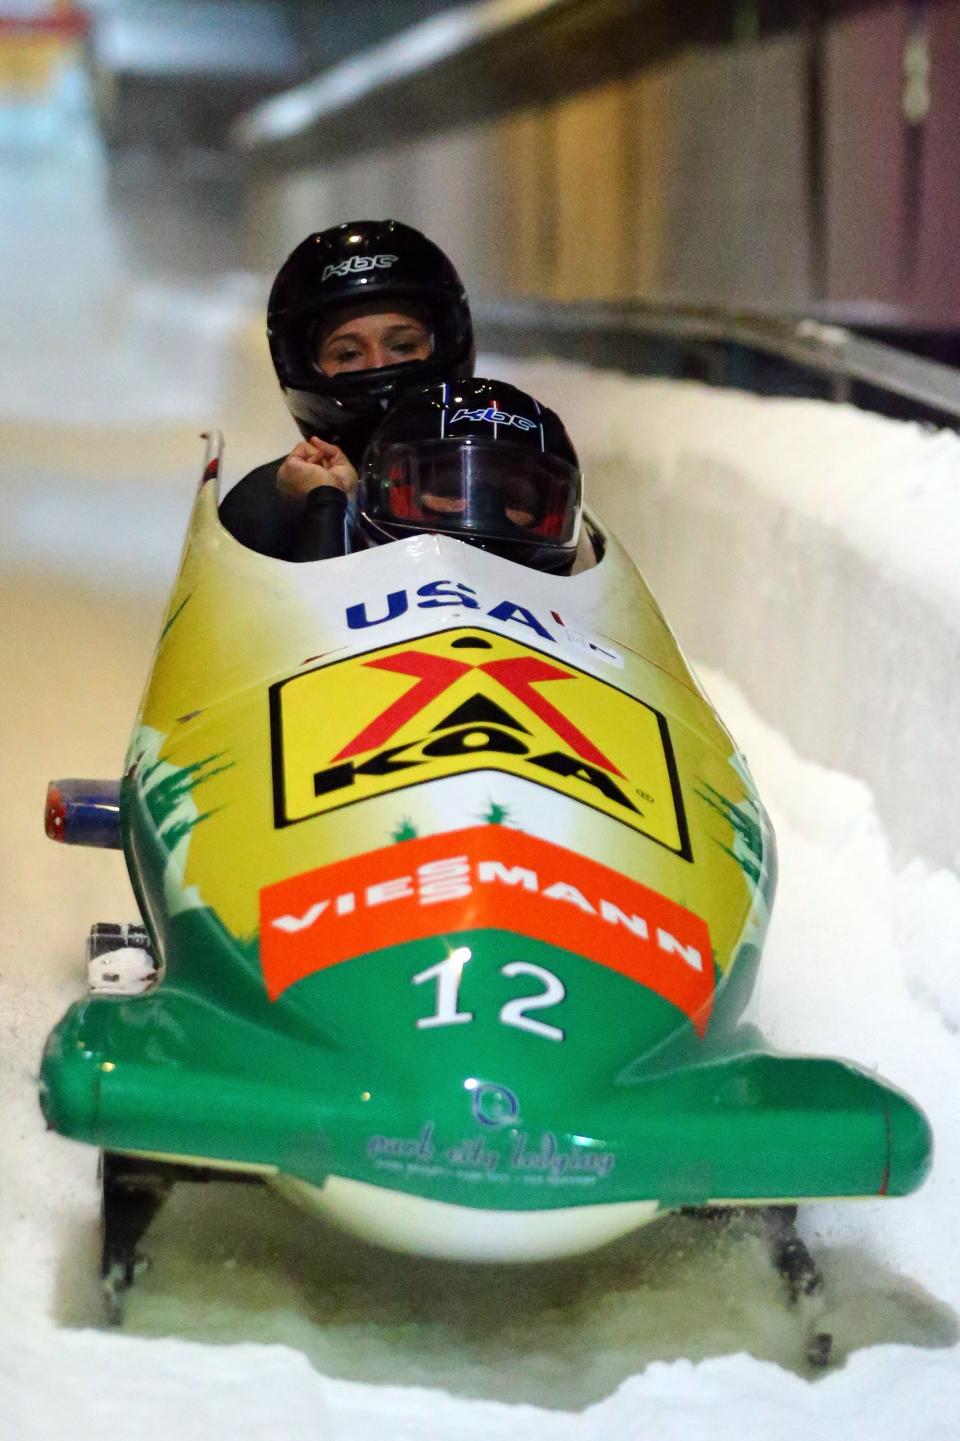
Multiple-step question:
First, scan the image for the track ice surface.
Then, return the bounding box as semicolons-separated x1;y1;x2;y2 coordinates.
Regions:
2;62;959;1441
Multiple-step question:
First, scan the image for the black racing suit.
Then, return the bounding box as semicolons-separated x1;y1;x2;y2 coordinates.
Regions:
219;458;348;563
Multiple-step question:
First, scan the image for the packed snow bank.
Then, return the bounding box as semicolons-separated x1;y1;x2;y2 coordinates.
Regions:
489;357;960;875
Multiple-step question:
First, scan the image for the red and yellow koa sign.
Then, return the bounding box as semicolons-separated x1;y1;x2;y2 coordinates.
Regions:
270;627;690;855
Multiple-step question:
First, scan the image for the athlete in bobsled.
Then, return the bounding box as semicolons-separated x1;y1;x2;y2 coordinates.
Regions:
40;287;931;1367
284;377;586;572
220;218;475;560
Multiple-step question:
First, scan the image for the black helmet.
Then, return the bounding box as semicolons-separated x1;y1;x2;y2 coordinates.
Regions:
267;219;475;456
356;380;583;573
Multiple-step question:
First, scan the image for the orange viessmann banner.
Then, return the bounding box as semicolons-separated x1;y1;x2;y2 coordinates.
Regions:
259;826;713;1031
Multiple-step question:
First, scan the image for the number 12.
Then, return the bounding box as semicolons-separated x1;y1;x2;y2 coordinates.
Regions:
412;954;566;1042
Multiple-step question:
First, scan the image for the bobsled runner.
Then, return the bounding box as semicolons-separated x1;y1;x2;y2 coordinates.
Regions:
41;435;931;1358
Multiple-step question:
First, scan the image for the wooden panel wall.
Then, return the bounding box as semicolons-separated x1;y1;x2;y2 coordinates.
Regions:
627;36;811;309
497;107;556;298
551;80;634;301
246;9;959;324
823;3;908;315
909;2;960;325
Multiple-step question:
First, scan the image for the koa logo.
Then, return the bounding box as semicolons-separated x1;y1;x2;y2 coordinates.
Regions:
322;253;398;282
269;627;690;855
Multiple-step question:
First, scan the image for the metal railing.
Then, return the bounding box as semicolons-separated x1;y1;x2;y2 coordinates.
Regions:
476;298;960;425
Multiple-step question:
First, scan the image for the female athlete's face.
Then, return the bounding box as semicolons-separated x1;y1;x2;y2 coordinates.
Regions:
317;310;433;376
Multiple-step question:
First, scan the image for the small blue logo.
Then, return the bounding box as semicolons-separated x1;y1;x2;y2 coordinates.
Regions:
471;1082;521;1128
450;406;537;432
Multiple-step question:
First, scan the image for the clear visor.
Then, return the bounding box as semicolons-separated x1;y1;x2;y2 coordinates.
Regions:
364;440;581;546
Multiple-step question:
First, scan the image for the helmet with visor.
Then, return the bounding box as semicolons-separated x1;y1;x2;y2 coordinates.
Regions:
268;220;475;456
357;380;582;573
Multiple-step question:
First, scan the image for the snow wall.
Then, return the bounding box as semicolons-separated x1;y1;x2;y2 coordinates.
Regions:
486;356;960;876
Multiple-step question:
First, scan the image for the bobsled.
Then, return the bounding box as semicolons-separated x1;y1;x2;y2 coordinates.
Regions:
41;435;931;1335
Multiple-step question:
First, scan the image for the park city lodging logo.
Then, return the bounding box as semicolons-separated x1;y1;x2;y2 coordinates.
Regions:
269;627;691;856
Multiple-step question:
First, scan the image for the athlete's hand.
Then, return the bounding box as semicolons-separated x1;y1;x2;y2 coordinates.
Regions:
277;437;359;499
